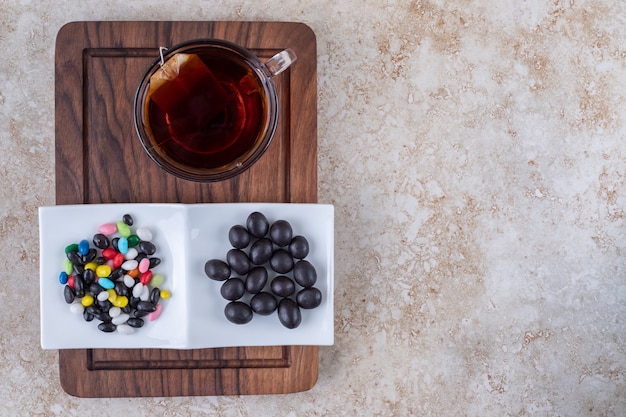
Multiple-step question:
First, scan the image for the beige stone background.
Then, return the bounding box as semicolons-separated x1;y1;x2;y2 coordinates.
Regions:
1;0;625;415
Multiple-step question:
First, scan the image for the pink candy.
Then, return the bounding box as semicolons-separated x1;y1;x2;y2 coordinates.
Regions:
148;304;163;321
139;257;150;273
98;223;117;235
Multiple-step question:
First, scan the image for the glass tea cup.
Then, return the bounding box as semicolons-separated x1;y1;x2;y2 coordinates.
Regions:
133;39;296;182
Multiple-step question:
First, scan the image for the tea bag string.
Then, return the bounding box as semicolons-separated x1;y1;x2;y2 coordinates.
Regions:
159;46;170;76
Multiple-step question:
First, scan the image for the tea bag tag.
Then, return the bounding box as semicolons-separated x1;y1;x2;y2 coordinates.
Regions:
148;50;192;94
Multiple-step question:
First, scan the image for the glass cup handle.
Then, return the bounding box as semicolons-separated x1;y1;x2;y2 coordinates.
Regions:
264;49;297;76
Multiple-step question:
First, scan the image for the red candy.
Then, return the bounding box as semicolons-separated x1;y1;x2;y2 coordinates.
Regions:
113;253;125;269
140;270;153;285
102;248;117;259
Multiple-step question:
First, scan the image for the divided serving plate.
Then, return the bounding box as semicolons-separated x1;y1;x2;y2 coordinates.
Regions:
40;203;334;349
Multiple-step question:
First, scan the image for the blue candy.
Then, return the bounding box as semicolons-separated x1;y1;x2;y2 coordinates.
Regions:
118;237;129;255
98;277;115;289
78;239;90;256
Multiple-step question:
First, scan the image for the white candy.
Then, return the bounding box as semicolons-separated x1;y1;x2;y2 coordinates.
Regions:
97;291;109;302
121;260;139;271
116;324;134;335
136;227;153;241
124;248;138;260
123;275;135;287
112;313;129;325
140;284;150;301
70;302;84;314
109;306;121;318
132;282;144;298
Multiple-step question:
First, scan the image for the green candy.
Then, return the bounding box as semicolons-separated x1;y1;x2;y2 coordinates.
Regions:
150;273;164;288
63;259;73;275
64;243;78;254
116;220;131;238
128;235;140;247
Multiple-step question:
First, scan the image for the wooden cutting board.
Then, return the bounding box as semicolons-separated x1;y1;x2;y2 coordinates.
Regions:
54;21;318;397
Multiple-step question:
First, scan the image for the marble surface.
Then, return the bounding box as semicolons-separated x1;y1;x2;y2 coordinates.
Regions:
2;0;625;415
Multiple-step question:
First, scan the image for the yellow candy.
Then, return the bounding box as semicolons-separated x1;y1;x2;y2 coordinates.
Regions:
96;265;112;277
81;294;94;307
107;289;117;302
160;289;171;299
84;262;98;271
113;296;128;308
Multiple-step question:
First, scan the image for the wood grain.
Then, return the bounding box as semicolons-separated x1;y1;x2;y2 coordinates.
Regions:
55;21;318;397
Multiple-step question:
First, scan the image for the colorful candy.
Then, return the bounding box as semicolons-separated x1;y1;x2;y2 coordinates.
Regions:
150;274;164;288
65;243;79;253
98;277;115;289
78;239;90;256
81;294;94;307
147;304;163;321
95;264;111;278
116;221;131;238
139;270;153;286
58;214;170;334
113;253;125;269
98;223;117;235
138;258;150;273
128;235;140;247
63;259;73;275
117;237;129;254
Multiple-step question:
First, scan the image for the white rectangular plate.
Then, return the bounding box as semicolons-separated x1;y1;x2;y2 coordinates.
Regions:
39;203;334;349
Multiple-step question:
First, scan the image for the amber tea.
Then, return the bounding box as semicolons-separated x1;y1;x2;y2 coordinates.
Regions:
143;49;269;171
135;40;295;181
